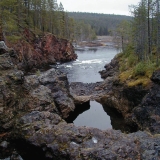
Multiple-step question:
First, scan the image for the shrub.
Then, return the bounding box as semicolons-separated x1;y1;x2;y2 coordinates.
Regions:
127;54;137;67
145;61;157;78
36;70;41;76
6;35;22;43
120;64;126;72
115;52;124;59
133;62;146;76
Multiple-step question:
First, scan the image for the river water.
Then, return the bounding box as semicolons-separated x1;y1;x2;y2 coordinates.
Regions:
56;47;118;83
54;46;120;130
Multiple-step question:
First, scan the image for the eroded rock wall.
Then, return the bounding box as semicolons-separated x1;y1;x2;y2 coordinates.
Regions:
10;33;77;70
99;57;160;134
1;40;160;159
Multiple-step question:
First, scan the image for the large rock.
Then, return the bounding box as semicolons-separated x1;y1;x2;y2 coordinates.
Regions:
99;57;160;134
13;112;160;159
12;33;77;70
99;58;119;79
24;68;75;119
0;67;75;132
133;70;160;134
0;53;14;70
0;41;9;54
96;57;150;131
2;38;160;159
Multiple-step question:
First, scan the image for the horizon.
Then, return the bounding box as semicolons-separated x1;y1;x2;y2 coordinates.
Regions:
57;0;140;16
66;11;132;17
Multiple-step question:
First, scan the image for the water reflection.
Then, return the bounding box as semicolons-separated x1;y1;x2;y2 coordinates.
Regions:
66;101;138;132
66;101;90;123
66;101;112;130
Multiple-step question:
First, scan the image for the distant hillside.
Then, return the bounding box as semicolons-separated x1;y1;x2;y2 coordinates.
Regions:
68;12;132;35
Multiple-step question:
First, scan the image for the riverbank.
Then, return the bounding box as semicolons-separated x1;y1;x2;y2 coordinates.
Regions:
76;36;117;48
1;37;160;159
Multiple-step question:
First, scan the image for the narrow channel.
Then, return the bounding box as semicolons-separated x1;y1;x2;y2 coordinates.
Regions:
73;101;112;130
56;47;118;83
56;46;119;130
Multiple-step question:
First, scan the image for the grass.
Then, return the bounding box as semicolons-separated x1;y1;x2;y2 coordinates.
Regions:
6;35;22;43
118;47;160;87
36;69;41;76
128;77;151;87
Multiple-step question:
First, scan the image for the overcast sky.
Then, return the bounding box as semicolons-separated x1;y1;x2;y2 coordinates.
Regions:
57;0;140;16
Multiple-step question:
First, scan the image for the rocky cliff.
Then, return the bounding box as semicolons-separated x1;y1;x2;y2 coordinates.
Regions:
9;33;77;71
1;40;160;159
99;57;160;135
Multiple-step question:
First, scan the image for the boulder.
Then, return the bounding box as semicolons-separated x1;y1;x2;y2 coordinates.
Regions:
0;41;9;54
24;68;75;119
14;113;160;160
151;69;160;84
0;53;14;70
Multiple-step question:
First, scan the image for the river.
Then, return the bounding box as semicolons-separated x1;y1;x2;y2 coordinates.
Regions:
53;46;120;130
56;46;118;83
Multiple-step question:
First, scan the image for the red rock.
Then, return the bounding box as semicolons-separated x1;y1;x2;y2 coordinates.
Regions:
11;33;77;70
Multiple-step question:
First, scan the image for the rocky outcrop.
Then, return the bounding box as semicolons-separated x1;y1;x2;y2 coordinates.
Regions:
69;59;148;128
0;41;9;54
13;113;160;160
133;70;160;134
98;57;160;134
99;58;119;79
0;44;77;158
2;38;160;159
11;33;77;70
0;68;75;133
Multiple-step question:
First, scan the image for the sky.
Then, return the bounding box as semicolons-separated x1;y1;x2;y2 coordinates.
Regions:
57;0;140;16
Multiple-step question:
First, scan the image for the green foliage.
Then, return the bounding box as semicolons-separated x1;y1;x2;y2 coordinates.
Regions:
127;54;137;67
6;35;22;43
133;62;146;76
0;0;95;42
68;12;132;36
36;70;41;76
116;0;160;87
120;63;127;72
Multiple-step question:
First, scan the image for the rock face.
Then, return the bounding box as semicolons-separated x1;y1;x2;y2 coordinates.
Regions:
99;58;119;79
11;33;77;70
1;39;160;159
98;57;160;135
0;41;9;53
14;115;160;160
70;59;148;129
133;70;160;134
0;68;75;133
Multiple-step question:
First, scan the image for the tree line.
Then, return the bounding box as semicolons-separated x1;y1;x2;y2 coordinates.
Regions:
68;12;132;36
0;0;96;43
116;0;160;63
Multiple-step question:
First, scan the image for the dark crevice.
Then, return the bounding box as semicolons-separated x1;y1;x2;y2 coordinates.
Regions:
65;101;90;123
102;104;139;133
65;100;139;133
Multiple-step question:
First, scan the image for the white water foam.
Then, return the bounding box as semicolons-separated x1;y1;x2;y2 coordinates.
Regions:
65;65;72;68
81;59;102;64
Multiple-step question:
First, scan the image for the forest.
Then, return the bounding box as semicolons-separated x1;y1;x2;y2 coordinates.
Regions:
0;0;160;67
0;0;133;44
115;0;160;86
68;12;132;36
0;0;97;43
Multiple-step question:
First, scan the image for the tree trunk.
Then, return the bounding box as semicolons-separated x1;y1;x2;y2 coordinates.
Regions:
0;9;3;41
157;0;160;63
148;0;151;56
